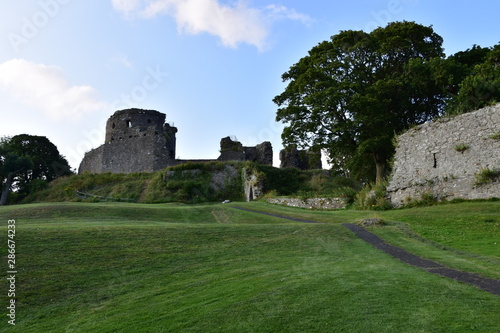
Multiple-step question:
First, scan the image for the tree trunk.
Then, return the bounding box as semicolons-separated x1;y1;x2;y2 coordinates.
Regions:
0;173;14;206
373;151;387;184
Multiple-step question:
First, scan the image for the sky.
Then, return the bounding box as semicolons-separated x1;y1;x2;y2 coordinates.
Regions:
0;0;499;170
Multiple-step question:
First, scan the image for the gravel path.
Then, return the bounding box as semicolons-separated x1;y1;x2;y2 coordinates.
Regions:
231;206;500;296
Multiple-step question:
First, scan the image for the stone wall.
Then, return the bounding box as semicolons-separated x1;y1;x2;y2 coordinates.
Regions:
388;104;500;206
266;197;347;210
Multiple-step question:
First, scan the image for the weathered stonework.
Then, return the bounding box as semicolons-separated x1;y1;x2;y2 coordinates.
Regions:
218;136;273;165
388;103;500;206
266;197;347;209
279;147;322;170
243;168;265;201
79;109;177;173
79;110;273;174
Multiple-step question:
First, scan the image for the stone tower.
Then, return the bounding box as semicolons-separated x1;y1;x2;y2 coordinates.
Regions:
79;109;178;173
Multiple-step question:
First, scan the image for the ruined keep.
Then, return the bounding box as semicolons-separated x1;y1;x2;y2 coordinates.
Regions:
388;103;500;206
79;109;177;173
79;109;273;174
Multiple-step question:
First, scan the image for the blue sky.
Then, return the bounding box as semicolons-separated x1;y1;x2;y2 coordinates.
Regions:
0;0;499;169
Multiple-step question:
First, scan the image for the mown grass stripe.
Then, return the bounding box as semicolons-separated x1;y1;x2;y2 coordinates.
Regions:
230;206;323;224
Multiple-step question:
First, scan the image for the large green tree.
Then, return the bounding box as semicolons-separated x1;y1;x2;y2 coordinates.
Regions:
274;21;451;182
0;135;72;205
0;138;32;206
446;43;500;115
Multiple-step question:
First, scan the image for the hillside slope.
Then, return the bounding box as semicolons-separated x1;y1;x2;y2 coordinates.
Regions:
25;161;360;204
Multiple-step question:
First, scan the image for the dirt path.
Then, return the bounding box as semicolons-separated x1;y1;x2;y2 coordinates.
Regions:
231;206;500;296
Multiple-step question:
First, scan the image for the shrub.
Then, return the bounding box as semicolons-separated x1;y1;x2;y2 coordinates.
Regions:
256;166;308;196
474;168;500;185
332;187;359;204
489;132;500;140
263;190;278;198
403;191;438;208
453;143;469;153
354;182;392;210
28;179;49;193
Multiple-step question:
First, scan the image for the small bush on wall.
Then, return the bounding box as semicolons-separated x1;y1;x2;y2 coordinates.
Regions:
474;168;500;185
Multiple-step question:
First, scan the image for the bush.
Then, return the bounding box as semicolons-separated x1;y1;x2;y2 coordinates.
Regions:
453;143;469;153
255;166;362;200
28;179;49;193
354;182;392;210
403;191;438;208
474;168;500;185
332;187;359;204
489;132;500;140
256;166;308;196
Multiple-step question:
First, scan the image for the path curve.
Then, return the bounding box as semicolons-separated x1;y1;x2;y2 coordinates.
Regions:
342;223;500;296
231;206;500;296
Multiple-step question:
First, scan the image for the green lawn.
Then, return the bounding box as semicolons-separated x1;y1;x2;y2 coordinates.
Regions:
0;201;499;332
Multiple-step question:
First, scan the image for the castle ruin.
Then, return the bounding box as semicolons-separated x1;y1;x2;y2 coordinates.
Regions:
79;109;177;173
218;136;273;165
79;109;277;174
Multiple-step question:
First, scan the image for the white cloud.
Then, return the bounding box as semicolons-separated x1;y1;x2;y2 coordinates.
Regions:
173;0;268;49
0;59;108;121
265;4;313;25
111;0;311;50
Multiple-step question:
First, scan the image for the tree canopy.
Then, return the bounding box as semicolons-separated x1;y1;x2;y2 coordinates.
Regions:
446;43;500;115
0;138;32;206
274;21;453;182
1;134;72;205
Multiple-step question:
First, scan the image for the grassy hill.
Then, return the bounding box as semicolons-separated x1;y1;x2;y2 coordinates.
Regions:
1;201;498;332
22;162;361;205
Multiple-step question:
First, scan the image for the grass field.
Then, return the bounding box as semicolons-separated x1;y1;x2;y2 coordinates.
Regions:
1;201;499;332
